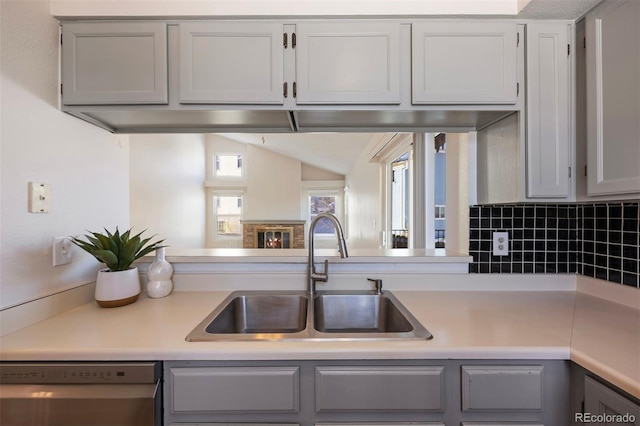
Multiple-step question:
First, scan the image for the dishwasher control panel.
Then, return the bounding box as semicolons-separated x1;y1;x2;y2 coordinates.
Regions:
0;362;159;384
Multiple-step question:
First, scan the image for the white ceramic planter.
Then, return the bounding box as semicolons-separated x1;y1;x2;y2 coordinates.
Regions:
95;267;141;308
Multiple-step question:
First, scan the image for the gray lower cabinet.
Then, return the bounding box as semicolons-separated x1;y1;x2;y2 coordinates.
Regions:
315;366;444;412
461;423;543;426
61;22;168;105
584;376;639;425
178;22;285;105
571;363;640;426
165;360;570;426
461;366;543;411
170;367;299;413
411;21;518;105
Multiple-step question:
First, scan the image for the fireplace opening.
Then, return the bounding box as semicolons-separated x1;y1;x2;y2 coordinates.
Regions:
256;227;293;249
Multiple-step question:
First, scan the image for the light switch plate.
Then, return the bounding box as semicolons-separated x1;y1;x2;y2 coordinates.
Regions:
28;182;51;213
493;231;509;256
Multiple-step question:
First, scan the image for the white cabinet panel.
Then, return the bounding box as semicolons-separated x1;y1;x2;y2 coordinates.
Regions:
62;22;168;105
526;23;571;198
169;367;299;413
586;0;640;195
295;22;401;104
461;366;544;411
315;366;444;411
412;22;518;104
179;22;285;104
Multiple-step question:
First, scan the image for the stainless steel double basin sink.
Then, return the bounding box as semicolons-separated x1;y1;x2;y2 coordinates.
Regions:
186;290;433;342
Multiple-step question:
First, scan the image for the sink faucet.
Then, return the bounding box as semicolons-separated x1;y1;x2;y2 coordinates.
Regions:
307;212;348;295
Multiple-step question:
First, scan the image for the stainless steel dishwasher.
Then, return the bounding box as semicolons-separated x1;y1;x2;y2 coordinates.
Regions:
0;362;162;426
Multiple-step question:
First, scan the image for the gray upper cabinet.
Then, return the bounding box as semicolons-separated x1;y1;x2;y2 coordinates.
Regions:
179;22;285;104
61;22;168;105
525;23;571;198
295;22;402;104
585;0;640;196
412;21;518;104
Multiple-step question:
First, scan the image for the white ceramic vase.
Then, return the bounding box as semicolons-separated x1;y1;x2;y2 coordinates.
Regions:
95;267;141;308
146;247;174;298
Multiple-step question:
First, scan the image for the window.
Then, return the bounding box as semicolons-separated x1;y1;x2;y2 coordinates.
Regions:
214;154;243;177
310;193;337;236
390;153;411;248
213;193;243;238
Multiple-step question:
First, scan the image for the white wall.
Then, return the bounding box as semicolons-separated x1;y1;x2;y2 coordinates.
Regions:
476;112;521;204
244;144;302;221
206;134;303;222
445;133;470;254
345;140;383;249
301;163;344;181
129;134;206;248
0;0;129;309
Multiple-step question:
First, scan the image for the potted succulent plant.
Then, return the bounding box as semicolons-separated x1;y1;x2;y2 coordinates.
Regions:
71;228;165;308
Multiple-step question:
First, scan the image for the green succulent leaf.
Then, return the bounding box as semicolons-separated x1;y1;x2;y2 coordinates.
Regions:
70;227;166;272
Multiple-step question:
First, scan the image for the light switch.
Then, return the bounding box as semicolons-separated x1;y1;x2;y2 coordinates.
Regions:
493;231;509;256
28;182;52;213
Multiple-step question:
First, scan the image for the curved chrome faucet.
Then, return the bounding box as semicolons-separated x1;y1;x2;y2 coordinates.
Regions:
307;212;349;295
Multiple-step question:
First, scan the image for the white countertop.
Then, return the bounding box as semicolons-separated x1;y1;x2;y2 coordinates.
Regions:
0;286;638;398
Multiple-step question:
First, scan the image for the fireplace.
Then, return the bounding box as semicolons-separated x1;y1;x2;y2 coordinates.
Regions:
255;226;293;249
242;221;306;249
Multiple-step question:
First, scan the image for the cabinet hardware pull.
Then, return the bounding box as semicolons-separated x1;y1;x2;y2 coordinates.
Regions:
292;32;296;49
293;81;297;98
283;82;288;98
283;33;288;49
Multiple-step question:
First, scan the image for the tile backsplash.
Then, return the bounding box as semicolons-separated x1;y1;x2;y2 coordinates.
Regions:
468;201;640;288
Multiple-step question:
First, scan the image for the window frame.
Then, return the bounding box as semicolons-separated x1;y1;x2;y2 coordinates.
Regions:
207;189;245;244
302;181;345;241
213;152;244;178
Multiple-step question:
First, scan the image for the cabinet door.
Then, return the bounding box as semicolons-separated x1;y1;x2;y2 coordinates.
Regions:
525;23;571;198
461;423;543;426
62;22;168;105
169;366;299;413
295;22;401;104
461;366;544;411
179;22;284;104
584;376;640;425
412;22;518;104
586;0;640;195
315;366;444;411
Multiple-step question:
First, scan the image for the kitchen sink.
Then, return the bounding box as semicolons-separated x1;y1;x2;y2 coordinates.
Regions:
186;290;432;342
186;291;309;341
313;291;432;340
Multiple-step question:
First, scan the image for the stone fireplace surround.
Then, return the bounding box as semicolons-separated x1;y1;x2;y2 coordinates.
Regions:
242;220;306;249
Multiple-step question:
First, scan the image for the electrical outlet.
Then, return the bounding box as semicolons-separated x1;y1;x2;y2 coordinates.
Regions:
493;232;509;256
53;236;72;266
